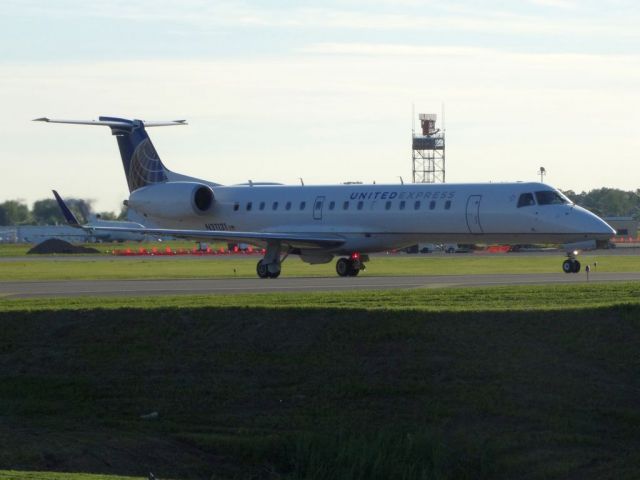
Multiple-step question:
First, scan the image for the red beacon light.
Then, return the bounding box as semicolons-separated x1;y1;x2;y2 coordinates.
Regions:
350;252;360;261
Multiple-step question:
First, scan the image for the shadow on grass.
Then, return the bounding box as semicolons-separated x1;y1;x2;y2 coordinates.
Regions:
1;304;639;479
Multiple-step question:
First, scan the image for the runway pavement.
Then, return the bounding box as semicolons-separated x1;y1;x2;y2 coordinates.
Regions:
1;272;640;298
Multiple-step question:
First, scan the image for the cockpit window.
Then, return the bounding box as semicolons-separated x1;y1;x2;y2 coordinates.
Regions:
517;193;535;208
535;190;570;206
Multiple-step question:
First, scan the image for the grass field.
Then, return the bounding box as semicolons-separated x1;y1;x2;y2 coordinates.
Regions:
2;253;640;281
0;241;213;257
1;284;640;479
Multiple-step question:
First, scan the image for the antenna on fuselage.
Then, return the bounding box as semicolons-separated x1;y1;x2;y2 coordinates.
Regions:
299;177;304;186
399;176;404;185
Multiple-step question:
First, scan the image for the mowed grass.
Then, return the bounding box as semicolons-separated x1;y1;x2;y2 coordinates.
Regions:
0;473;144;480
2;253;640;281
0;241;206;257
1;281;640;312
1;284;640;479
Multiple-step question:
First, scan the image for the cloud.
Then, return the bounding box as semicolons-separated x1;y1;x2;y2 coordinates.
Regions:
529;0;577;9
3;0;638;39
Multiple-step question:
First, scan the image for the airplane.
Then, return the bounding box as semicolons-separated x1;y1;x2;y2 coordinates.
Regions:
37;116;615;278
85;214;149;243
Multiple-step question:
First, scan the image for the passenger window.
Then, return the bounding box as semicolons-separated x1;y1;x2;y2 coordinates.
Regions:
343;201;349;210
272;201;278;210
329;201;335;210
357;201;364;210
414;201;421;210
399;200;406;210
246;202;252;211
444;200;451;210
429;201;436;210
285;201;292;211
299;201;306;210
517;193;536;208
259;202;265;211
385;201;392;210
233;203;239;212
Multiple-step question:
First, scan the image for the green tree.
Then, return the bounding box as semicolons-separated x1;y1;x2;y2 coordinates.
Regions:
0;200;31;226
117;205;129;221
94;211;118;221
564;188;640;219
32;199;65;225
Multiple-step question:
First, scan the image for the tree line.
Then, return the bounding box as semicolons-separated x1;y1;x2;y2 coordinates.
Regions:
562;188;640;220
0;198;126;226
0;187;638;226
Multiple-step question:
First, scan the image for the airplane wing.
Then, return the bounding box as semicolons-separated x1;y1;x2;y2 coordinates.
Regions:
77;225;344;248
52;190;345;249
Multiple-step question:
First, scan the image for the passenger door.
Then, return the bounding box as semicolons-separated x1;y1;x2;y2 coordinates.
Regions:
465;195;483;234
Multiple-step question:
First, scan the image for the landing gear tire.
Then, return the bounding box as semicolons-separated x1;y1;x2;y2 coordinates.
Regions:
257;260;282;279
562;259;581;274
269;269;281;279
336;258;351;277
257;259;269;279
336;257;364;277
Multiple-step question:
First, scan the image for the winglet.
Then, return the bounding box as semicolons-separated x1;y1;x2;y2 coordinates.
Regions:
52;190;80;226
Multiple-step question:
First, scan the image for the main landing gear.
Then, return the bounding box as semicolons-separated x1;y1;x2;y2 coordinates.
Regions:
562;251;581;274
256;241;287;279
336;253;367;277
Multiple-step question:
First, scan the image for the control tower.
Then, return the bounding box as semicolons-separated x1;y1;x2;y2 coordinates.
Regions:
412;113;445;183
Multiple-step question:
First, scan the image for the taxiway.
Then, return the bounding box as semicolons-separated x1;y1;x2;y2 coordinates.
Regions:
2;272;640;298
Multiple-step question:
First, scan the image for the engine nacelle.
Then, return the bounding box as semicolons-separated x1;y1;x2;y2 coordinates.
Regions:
128;182;214;219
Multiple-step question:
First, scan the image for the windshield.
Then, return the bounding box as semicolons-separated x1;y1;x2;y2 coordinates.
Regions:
535;190;570;205
517;193;536;208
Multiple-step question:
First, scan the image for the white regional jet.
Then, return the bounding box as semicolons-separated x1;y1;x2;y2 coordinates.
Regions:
37;116;615;278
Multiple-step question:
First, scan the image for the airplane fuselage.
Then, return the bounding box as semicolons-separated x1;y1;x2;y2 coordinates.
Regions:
146;181;613;254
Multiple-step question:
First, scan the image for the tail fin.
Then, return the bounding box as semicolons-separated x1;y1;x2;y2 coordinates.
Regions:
52;190;80;226
35;117;190;192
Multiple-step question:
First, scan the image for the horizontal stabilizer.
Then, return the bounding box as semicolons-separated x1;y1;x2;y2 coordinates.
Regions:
34;117;187;127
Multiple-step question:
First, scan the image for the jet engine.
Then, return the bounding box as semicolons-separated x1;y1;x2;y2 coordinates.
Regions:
127;182;214;219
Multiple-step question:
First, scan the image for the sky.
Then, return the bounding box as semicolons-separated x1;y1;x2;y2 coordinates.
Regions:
1;0;639;213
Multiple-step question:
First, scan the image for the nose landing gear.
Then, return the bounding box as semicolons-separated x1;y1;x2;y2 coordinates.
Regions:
562;251;581;274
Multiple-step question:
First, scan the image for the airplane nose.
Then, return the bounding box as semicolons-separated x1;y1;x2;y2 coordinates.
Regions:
589;213;616;239
598;219;617;236
571;205;616;239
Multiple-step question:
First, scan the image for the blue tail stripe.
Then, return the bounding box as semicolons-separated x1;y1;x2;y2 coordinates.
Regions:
99;117;170;192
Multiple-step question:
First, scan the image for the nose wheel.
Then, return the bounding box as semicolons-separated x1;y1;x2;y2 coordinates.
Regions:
562;256;581;274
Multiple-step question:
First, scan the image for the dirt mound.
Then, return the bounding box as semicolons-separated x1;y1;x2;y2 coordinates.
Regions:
27;238;100;255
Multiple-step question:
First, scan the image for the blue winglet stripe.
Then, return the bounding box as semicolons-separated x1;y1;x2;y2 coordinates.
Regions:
52;190;80;226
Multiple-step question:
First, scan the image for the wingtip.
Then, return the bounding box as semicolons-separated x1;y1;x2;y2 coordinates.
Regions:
33;117;50;122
